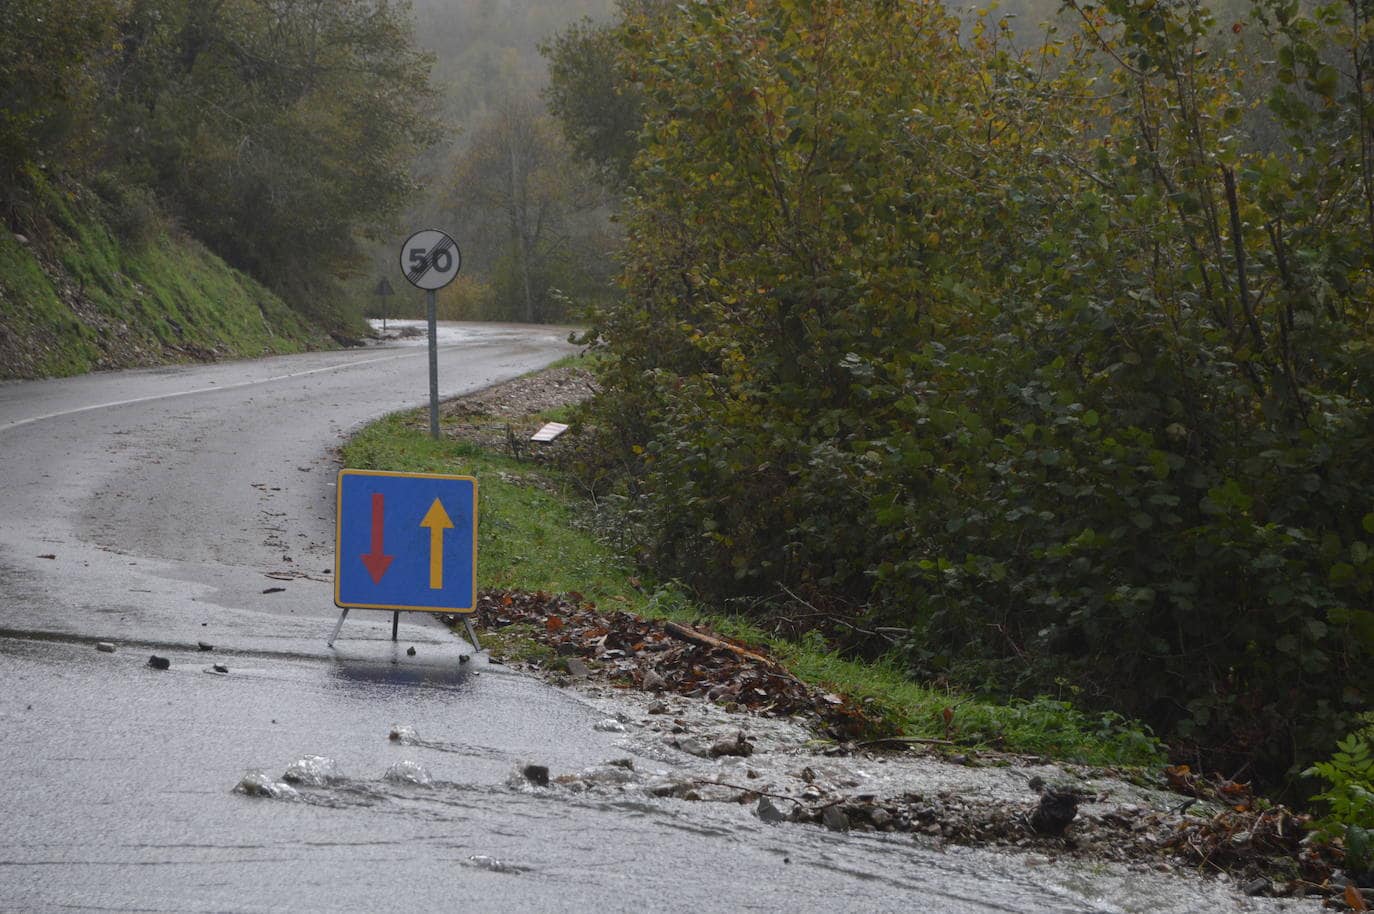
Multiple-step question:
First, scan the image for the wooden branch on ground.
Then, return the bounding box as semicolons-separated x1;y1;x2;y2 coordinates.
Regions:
663;621;778;668
855;736;957;749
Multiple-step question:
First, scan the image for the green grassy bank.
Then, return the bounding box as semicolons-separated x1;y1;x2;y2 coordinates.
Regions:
0;180;330;380
341;389;1166;771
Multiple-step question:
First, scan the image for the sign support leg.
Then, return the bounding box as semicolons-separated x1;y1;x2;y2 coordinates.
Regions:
462;615;483;652
391;611;400;641
427;288;439;440
327;608;350;647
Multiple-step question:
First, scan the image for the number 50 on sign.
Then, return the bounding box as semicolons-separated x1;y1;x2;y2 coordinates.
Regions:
401;229;461;291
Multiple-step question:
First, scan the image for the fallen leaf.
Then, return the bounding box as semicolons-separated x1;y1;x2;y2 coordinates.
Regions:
1347;883;1368;912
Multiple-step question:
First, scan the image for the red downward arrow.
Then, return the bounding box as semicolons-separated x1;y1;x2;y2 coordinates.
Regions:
360;492;394;584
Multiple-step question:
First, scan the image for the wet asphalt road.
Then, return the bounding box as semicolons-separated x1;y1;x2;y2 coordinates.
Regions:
0;325;1278;913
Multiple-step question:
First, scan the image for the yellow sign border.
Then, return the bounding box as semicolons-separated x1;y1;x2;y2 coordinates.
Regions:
334;468;479;614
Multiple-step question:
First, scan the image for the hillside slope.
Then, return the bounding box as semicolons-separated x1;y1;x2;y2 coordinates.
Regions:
0;183;333;380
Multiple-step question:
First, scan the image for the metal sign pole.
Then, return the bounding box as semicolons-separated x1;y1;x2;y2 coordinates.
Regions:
427;288;440;440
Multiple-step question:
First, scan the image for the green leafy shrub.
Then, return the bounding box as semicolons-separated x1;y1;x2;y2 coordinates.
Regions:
1306;730;1374;879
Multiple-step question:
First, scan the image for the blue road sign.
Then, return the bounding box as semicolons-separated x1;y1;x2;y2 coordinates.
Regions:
335;469;477;613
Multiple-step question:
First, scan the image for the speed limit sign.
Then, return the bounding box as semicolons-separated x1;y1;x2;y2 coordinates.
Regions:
400;229;461;290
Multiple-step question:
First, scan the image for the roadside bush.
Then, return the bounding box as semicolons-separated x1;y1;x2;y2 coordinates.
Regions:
575;0;1374;786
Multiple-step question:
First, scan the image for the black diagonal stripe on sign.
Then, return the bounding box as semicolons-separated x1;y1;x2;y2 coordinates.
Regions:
406;235;456;286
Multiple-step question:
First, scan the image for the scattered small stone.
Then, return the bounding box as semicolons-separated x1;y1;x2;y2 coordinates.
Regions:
465;854;526;874
283;755;341;787
197;641;213;652
211;664;228;674
382;759;432;787
234;770;298;799
262;587;285;594
821;806;851;832
674;736;712;758
648;700;669;714
406;646;416;656
96;642;115;653
710;731;754;758
642;669;666;691
147;655;170;670
870;807;893;828
757;796;789;824
522;764;550;787
1029;785;1080;836
594;718;627;733
1242;877;1269;896
563;657;590;678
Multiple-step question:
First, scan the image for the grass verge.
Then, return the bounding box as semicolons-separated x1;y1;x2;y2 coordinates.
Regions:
341;404;1165;769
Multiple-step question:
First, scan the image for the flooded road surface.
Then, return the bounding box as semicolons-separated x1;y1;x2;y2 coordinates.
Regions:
0;325;1315;912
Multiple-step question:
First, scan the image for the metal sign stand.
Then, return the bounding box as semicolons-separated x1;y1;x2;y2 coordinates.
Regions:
373;277;395;331
326;607;481;652
427;288;440;440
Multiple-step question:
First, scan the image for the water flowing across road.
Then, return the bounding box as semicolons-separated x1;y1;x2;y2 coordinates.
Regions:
0;324;1310;912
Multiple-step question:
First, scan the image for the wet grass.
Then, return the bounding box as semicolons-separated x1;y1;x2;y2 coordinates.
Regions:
341;406;1166;770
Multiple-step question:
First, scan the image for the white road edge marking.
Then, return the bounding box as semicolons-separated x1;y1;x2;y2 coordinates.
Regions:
0;349;445;435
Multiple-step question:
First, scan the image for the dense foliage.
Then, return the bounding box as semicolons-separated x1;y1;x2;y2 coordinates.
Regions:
3;0;438;329
571;0;1374;784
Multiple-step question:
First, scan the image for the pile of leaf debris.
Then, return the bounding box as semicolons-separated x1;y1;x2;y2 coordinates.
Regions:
468;588;895;741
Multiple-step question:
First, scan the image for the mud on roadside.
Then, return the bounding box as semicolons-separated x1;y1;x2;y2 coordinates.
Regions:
455;589;1361;909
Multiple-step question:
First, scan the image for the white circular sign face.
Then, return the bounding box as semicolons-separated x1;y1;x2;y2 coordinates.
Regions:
399;229;462;290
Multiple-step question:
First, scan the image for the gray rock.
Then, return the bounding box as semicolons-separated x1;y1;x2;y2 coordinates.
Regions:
1241;878;1269;896
869;807;893;828
821;806;850;832
642;669;666;691
406;646;416;656
563;657;590;678
147;655;170;670
197;641;213;652
674;737;713;758
234;770;298;800
1029;786;1080;836
522;764;550;787
211;664;228;674
283;755;341;787
382;759;432;787
756;796;789;824
710;731;754;758
96;642;115;653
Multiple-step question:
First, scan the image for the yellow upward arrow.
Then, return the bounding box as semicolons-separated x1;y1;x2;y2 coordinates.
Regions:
419;498;454;590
